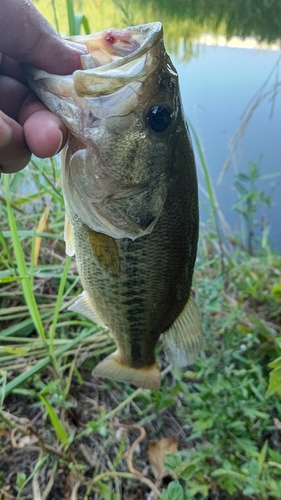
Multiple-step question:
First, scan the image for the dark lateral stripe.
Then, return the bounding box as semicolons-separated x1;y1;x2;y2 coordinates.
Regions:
123;297;142;306
131;340;142;363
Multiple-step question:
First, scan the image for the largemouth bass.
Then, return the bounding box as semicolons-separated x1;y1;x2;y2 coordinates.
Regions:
24;22;203;389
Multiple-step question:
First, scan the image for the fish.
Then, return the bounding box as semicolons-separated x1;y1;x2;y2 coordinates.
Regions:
24;22;203;389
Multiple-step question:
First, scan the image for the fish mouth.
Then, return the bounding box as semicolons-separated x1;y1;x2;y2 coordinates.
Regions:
68;23;163;97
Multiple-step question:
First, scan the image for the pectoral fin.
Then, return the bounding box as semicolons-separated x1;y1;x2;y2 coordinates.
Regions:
92;351;161;389
69;290;107;329
162;293;203;366
64;215;75;257
86;226;120;277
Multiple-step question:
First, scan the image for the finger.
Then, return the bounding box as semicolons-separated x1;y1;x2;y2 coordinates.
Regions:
0;75;30;120
0;55;26;83
0;0;87;75
0;112;30;173
24;110;68;158
0;113;12;148
19;94;68;158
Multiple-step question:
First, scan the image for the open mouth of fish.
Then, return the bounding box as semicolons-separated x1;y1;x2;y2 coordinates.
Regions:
24;23;173;240
71;22;163;97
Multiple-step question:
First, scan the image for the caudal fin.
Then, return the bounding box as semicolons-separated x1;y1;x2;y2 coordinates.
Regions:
162;293;203;367
92;352;161;389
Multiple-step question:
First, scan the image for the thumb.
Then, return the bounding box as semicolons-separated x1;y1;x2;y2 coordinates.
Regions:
0;0;87;75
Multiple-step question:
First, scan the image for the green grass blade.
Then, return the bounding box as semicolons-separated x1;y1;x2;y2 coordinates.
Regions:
188;119;226;267
0;228;15;270
74;14;91;35
0;275;29;284
0;328;91;398
81;14;91;35
66;0;76;36
3;176;46;343
48;256;72;351
39;394;69;445
187;119;219;231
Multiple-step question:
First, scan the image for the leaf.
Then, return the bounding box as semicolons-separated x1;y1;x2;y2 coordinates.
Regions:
160;481;185;500
2;347;28;355
271;283;281;303
74;13;91;34
16;472;26;488
248;458;260;477
237;173;250;182
266;365;281;398
0;275;30;284
39;394;69;445
148;438;178;480
243;486;258;495
257;441;268;474
166;481;185;500
268;356;281;368
180;464;196;481
34;200;51;266
97;481;111;500
212;468;245;480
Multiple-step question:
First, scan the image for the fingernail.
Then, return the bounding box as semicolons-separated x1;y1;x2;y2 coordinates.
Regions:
0;118;12;148
65;41;88;54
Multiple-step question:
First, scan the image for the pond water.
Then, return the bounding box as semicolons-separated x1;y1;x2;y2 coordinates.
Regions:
178;40;281;251
34;0;281;250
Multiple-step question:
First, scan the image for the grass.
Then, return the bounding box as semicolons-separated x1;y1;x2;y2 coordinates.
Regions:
0;2;281;498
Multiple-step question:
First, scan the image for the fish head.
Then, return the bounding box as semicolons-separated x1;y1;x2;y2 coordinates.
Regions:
24;23;183;239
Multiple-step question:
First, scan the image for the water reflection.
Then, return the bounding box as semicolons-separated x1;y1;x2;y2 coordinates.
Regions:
34;0;281;47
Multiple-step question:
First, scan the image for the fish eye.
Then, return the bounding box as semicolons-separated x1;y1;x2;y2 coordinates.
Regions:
146;105;172;132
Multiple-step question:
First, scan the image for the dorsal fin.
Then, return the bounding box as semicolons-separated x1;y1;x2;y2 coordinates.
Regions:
86;226;121;277
162;293;203;366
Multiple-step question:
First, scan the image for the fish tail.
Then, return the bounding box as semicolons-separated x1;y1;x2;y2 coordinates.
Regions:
92;352;161;389
162;293;203;367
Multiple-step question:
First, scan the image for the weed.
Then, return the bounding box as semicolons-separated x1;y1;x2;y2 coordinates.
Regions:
231;159;279;254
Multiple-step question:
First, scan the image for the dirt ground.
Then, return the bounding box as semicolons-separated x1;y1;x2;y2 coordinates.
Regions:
0;370;191;500
0;367;258;500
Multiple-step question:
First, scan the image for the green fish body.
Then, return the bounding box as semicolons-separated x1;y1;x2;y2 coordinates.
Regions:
24;23;203;389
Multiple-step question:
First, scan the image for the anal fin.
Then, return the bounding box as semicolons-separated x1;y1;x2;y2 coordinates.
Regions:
92;351;161;389
69;291;107;329
162;293;203;367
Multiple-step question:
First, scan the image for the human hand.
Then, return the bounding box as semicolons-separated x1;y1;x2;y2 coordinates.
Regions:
0;0;87;174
